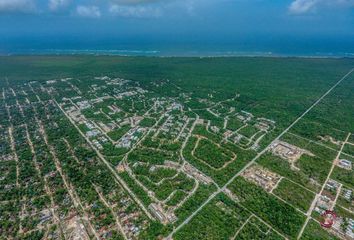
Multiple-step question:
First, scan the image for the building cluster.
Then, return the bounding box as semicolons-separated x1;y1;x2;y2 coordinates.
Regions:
315;180;341;215
107;104;121;114
117;127;144;149
38;209;52;226
160;116;186;139
167;102;183;111
342;188;353;202
82;121;108;150
223;130;233;139
115;91;137;100
232;134;243;144
269;140;313;171
76;101;91;110
66;106;85;123
313;180;354;238
105;77;130;87
98;122;116;133
46;80;57;84
96;76;133;87
331;216;354;239
236;111;254;123
0;154;14;162
346;219;354;239
92;138;107;150
130;116;144;127
210;125;220;134
325;179;341;195
183;162;213;184
3;183;15;190
222;112;275;151
337;159;352;170
164;160;180;169
63;102;118;150
254;118;275;131
241;165;281;192
315;195;334;214
86;129;101;138
115;195;149;239
148;203;177;225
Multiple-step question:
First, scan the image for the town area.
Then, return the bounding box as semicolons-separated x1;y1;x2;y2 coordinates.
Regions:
1;70;353;240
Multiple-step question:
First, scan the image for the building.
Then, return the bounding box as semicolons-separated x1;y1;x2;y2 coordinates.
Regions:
241;165;281;192
338;159;352;170
148;203;176;224
269;140;313;171
342;189;352;201
86;129;101;138
164;160;180;169
211;126;220;133
326;179;340;191
183;162;213;184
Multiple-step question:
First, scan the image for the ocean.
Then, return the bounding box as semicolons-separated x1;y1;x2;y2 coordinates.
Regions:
1;36;353;58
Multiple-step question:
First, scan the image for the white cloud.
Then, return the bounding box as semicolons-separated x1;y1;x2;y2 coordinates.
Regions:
108;0;197;18
289;0;354;14
49;0;70;11
289;0;318;14
109;4;162;18
109;0;164;5
0;0;35;13
76;5;101;18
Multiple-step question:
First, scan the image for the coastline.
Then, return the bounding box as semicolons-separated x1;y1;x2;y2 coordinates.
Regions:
1;49;354;59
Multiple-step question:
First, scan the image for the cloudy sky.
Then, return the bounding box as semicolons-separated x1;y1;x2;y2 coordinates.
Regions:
0;0;353;54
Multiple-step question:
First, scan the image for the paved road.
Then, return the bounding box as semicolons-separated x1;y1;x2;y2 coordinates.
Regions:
166;68;354;239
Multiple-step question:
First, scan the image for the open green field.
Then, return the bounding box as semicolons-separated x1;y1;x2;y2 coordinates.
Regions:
273;178;315;212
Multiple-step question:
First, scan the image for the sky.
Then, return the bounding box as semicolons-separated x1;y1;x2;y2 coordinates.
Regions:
0;0;354;55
